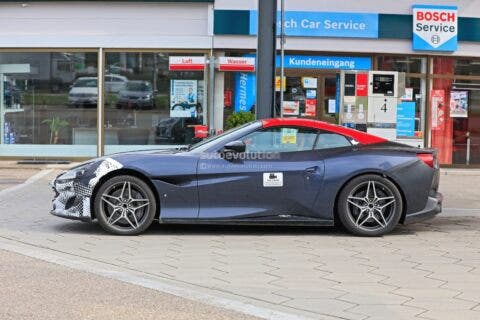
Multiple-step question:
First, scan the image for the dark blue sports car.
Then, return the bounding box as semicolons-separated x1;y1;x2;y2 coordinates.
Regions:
51;118;442;236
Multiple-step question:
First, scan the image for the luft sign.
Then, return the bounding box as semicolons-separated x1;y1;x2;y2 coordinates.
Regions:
412;5;458;52
169;56;206;71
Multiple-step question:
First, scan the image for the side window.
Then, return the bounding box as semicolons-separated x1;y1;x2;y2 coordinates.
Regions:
315;132;352;150
242;127;318;153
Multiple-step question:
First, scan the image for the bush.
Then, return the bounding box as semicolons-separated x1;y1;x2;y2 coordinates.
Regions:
225;111;256;130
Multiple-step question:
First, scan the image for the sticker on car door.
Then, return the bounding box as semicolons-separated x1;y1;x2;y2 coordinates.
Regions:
263;172;283;187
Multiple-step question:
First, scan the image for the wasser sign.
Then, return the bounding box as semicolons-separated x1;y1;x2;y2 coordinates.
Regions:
413;5;458;52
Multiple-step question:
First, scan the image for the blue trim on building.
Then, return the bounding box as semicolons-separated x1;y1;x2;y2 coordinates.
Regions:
214;10;480;42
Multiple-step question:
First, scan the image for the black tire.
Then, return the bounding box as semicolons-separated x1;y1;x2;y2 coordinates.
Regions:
94;175;157;235
337;174;403;237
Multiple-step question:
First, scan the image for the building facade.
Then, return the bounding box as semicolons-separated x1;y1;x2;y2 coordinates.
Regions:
1;0;479;167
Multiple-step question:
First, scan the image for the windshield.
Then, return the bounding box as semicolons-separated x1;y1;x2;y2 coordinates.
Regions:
126;82;151;91
189;121;259;152
73;79;97;88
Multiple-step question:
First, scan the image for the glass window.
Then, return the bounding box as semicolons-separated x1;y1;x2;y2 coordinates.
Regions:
315;133;351;150
0;52;98;157
104;52;206;155
242;127;318;153
433;57;480;76
376;56;427;74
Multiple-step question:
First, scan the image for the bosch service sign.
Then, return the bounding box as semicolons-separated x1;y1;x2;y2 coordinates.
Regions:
412;5;458;52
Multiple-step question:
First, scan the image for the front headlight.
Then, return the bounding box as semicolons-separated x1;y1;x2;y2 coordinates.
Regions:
57;161;96;181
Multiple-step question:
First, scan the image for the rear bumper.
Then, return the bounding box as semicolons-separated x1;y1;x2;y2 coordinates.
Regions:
403;192;443;224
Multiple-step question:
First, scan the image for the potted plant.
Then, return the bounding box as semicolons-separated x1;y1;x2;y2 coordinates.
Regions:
42;116;69;144
225;111;255;130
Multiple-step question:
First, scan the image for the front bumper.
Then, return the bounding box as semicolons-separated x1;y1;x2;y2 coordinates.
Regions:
50;175;93;221
50;157;124;222
403;192;443;224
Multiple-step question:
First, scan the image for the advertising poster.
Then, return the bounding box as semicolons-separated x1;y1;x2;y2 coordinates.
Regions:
430;89;445;129
234;72;256;112
401;88;414;101
275;76;286;92
449;91;468;118
344;73;356;96
281;128;297;144
396;102;416;137
355;73;368;96
170;80;198;118
282;101;300;116
302;77;317;89
306;90;316;99
305;99;316;117
328;99;336;114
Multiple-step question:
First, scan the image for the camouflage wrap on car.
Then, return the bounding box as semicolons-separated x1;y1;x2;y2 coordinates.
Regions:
51;158;123;220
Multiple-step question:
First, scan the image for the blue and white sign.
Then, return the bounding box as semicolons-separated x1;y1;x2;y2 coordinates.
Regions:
250;11;378;38
277;55;371;70
412;5;458;51
234;72;256;112
396;102;416;137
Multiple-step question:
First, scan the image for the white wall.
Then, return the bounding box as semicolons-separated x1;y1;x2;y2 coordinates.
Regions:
0;2;212;48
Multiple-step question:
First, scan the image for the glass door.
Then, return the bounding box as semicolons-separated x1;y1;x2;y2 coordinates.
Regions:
318;74;338;124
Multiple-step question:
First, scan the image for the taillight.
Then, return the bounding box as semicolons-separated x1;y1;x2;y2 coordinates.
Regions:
417;153;434;168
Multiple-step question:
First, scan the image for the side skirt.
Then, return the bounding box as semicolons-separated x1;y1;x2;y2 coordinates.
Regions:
159;216;334;227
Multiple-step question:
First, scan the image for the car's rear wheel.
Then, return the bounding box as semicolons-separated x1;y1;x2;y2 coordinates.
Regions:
94;175;156;235
337;174;402;236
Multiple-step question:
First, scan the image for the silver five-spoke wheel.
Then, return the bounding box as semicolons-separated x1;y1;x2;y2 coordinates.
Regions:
94;175;156;235
338;175;402;236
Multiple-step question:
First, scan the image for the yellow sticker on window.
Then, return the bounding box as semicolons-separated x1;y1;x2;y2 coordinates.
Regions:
281;128;297;144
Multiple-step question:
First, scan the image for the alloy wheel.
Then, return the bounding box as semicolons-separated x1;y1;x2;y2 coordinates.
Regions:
100;181;150;231
346;180;396;232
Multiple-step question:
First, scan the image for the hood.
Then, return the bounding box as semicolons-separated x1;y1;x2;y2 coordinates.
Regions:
120;90;151;98
107;148;199;177
69;87;98;95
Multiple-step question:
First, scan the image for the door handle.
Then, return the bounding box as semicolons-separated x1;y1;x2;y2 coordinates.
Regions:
304;166;318;174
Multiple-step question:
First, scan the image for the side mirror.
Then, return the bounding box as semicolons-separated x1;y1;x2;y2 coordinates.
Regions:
223;140;246;153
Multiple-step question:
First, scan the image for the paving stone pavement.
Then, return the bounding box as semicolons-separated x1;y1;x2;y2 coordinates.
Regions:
0;169;479;320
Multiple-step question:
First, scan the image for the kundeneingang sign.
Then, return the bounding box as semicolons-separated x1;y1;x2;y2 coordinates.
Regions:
412;5;458;51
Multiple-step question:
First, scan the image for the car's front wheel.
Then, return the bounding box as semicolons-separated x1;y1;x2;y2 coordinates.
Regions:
94;175;156;235
337;174;403;237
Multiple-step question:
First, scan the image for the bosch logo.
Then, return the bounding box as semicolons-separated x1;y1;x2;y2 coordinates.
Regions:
416;11;455;22
412;5;458;51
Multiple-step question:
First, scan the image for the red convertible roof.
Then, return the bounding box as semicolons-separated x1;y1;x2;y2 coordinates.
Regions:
261;118;387;145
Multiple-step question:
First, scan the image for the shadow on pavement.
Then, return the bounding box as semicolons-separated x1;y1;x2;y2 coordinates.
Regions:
49;216;478;237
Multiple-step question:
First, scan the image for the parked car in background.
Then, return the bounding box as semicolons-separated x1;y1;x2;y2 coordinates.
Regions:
68;77;98;108
116;80;155;110
105;74;128;93
155;117;203;144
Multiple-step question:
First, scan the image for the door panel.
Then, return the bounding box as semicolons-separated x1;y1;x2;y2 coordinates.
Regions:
197;152;325;219
197;126;325;219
